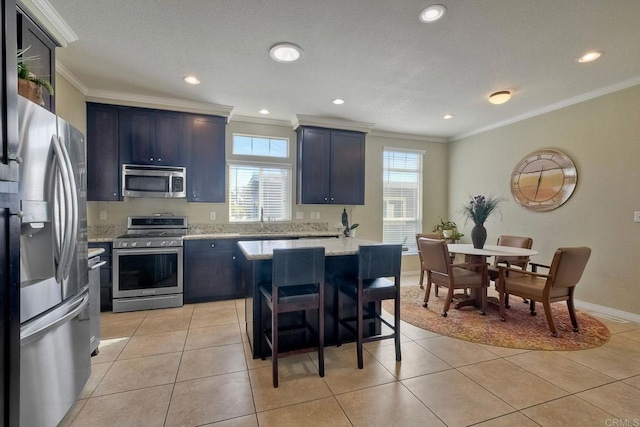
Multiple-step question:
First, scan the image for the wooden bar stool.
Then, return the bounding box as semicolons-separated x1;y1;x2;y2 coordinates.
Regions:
336;244;402;369
260;247;325;387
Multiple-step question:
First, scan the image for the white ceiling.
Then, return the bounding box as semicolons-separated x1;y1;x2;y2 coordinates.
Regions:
45;0;640;140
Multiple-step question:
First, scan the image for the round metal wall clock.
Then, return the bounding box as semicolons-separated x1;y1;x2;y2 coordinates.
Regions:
510;149;577;211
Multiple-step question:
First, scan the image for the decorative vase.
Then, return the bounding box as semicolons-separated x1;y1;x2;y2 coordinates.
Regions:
442;230;453;239
471;224;487;249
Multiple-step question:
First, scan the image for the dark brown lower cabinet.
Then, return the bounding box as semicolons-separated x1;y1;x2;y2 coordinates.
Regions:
184;239;241;303
88;243;113;311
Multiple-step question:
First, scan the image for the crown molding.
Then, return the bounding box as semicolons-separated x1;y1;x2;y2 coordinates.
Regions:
85;90;234;118
292;114;375;133
55;60;88;95
369;129;447;144
18;0;78;47
452;76;640;142
228;115;292;127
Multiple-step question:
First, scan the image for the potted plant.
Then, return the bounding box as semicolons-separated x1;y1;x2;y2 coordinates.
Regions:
461;194;504;248
433;218;463;241
17;47;54;106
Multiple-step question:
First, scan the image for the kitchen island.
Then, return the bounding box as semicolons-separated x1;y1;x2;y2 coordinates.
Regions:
238;237;383;359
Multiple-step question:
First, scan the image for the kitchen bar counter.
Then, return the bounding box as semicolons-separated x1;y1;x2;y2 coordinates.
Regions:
88;247;105;258
238;237;377;260
240;237;382;358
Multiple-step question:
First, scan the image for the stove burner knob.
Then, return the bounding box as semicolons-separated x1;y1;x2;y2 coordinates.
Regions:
146;242;152;247
122;242;128;248
131;242;137;247
161;241;166;246
169;241;175;246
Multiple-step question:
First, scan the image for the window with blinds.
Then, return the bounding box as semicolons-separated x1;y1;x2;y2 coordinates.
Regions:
229;134;292;222
383;148;423;253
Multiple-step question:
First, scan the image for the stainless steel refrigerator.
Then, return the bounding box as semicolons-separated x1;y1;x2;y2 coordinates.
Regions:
18;96;90;427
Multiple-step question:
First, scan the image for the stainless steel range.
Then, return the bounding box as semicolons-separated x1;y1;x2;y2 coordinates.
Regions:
112;216;187;312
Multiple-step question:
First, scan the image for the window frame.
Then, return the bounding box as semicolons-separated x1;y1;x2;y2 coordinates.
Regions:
382;147;424;255
229;133;293;223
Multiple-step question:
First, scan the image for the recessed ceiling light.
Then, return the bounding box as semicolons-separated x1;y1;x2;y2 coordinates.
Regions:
183;76;200;85
258;109;270;115
419;4;446;23
269;43;304;63
332;98;345;105
489;91;512;105
443;114;454;120
578;51;603;63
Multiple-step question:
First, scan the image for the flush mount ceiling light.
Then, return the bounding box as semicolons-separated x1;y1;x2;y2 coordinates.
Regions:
332;98;345;105
258;109;270;115
443;114;454;120
269;43;304;63
183;76;200;85
419;4;446;23
489;91;512;105
578;51;603;63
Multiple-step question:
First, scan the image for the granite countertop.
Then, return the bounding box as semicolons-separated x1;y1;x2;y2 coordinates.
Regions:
238;237;380;260
183;231;341;240
88;248;105;258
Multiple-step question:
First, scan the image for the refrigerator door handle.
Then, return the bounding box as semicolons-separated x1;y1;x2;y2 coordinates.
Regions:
50;135;74;283
56;135;79;281
20;293;89;346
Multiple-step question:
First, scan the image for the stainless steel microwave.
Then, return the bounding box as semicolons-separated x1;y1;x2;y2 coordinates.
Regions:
122;164;186;198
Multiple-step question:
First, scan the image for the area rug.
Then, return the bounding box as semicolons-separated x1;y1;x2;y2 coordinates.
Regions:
382;286;610;351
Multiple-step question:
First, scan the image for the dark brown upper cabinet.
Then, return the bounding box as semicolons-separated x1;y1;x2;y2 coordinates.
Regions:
119;107;185;166
87;103;120;201
296;126;365;205
17;9;56;113
184;114;226;203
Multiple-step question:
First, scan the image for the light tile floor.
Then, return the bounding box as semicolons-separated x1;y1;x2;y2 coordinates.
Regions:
61;275;640;426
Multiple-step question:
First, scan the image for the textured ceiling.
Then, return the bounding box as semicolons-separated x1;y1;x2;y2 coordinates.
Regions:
48;0;640;140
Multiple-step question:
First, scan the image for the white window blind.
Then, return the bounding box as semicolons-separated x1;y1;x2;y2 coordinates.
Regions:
229;164;291;221
383;149;423;253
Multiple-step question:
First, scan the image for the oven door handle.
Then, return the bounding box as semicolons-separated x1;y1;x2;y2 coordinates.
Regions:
114;247;182;256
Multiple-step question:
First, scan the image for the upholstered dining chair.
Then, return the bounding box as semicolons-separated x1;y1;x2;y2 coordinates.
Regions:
496;246;591;337
336;244;402;369
418;238;487;316
416;233;442;290
260;247;325;387
487;235;534;307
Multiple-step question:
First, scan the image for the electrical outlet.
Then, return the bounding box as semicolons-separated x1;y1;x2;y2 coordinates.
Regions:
634;211;640;223
99;211;107;220
310;212;316;219
296;211;304;220
210;212;216;221
315;212;321;219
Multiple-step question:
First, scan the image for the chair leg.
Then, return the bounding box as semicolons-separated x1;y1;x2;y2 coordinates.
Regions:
442;287;455;317
505;293;511;309
272;311;279;387
498;282;506;321
335;285;341;347
567;296;579;332
419;269;425;289
394;293;401;362
357;299;364;369
542;300;557;337
318;286;325;377
423;272;433;308
435;284;439;297
480;286;487;316
530;300;537;316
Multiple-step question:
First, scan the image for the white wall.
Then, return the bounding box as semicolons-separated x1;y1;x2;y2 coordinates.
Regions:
449;84;640;315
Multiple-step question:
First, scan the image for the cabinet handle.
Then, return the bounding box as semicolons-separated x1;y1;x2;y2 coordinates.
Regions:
330;197;334;202
158;158;162;162
211;244;215;248
150;157;154;161
113;192;117;197
324;197;328;201
232;256;236;260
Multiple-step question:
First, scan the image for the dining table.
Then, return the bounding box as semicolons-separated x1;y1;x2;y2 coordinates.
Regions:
446;243;540;310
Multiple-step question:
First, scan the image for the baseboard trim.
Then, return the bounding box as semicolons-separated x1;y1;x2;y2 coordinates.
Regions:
574;300;640;324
